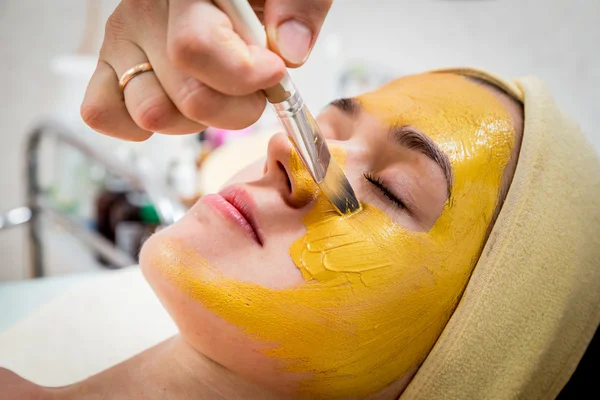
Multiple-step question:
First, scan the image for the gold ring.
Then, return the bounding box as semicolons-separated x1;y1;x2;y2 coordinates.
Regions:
119;62;153;92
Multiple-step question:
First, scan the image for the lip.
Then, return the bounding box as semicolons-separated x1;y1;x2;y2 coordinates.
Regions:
200;187;262;246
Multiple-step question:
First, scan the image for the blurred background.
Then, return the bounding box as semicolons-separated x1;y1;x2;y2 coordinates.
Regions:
0;0;599;282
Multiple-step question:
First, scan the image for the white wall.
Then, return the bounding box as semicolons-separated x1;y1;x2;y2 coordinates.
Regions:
1;0;598;281
299;0;600;144
0;0;117;281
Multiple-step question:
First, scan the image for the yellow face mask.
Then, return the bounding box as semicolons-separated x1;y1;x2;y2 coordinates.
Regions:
151;73;515;398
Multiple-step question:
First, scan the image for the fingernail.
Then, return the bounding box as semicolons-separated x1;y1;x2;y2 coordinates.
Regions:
276;19;312;65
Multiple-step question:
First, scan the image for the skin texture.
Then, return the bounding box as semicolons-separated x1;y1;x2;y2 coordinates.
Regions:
140;73;519;399
80;0;333;141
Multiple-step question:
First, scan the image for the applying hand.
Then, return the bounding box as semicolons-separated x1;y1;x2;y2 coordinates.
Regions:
81;0;332;141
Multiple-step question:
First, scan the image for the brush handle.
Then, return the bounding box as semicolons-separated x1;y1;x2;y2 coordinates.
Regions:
213;0;329;183
214;0;360;213
212;0;293;102
271;92;330;183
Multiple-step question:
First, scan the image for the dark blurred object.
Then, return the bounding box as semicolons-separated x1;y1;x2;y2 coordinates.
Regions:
557;325;599;399
95;176;159;267
95;175;128;246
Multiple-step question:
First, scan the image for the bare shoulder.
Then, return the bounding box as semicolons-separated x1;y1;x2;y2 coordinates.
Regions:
0;367;51;400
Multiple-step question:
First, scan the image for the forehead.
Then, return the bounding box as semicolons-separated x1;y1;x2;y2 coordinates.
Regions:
357;73;515;173
358;73;507;133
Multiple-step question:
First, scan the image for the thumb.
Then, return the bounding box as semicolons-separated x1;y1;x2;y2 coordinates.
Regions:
262;0;333;67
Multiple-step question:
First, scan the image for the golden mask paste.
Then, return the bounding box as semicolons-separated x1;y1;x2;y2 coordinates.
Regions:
150;73;515;398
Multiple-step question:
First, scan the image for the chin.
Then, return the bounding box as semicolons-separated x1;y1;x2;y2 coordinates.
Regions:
139;229;300;396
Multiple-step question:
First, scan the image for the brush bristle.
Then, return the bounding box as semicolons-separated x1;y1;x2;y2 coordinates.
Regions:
319;160;361;215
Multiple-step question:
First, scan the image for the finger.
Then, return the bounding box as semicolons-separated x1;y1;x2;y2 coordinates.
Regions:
104;37;206;135
135;2;267;129
262;0;333;67
147;58;268;130
167;0;286;96
81;61;153;142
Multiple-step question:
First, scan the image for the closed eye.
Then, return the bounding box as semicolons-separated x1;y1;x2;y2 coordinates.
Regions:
364;173;407;210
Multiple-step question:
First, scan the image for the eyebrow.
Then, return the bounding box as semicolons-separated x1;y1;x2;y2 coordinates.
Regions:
330;98;453;199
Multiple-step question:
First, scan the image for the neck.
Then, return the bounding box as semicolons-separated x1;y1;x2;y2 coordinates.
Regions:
46;336;414;400
53;336;284;400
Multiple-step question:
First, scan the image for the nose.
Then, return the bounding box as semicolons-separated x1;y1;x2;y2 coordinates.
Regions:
264;132;318;209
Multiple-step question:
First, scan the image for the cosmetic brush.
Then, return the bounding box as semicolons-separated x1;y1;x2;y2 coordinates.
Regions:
214;0;360;215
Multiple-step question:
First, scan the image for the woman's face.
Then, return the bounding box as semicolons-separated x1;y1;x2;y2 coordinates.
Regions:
141;73;518;399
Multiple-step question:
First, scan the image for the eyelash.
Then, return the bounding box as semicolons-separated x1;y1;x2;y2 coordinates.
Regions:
363;173;406;210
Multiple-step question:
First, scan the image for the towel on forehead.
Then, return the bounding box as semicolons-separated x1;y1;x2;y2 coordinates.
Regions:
401;68;600;399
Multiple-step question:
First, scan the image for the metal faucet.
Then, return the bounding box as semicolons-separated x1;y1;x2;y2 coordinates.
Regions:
0;120;187;277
